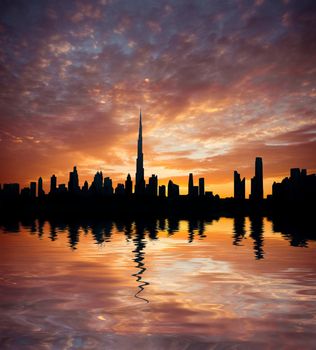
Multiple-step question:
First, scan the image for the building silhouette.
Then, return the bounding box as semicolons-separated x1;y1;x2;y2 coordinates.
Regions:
58;184;67;193
188;173;194;196
199;178;205;197
272;168;316;202
90;171;103;194
82;180;89;193
38;177;45;197
168;180;180;198
135;109;145;195
68;166;80;193
104;177;113;195
250;157;263;200
234;171;245;199
147;174;158;196
50;175;57;194
30;182;36;198
125;174;133;196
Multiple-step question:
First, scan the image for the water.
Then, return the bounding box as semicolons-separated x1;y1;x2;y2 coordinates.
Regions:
0;217;315;349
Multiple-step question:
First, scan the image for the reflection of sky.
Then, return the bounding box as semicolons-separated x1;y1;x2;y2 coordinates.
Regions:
0;1;315;196
0;218;316;348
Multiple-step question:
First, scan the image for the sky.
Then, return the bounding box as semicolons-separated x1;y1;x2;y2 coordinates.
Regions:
0;0;315;197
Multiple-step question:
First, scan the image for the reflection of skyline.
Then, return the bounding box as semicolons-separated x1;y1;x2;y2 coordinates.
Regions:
1;216;315;305
250;216;264;260
233;216;246;246
1;218;316;349
1;216;314;252
132;221;149;303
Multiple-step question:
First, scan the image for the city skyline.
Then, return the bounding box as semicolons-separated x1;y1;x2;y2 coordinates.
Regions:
1;109;314;201
0;1;315;197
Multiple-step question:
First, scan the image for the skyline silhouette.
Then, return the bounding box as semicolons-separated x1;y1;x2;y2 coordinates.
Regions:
1;110;315;205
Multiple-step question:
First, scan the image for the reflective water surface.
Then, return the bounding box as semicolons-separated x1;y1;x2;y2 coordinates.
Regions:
0;217;316;349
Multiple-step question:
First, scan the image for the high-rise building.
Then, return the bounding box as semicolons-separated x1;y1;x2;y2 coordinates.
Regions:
38;177;45;197
50;175;57;194
135;109;145;195
234;171;245;199
30;182;36;198
250;157;263;200
104;177;113;195
68;166;80;193
199;178;205;197
168;180;180;198
125;174;132;196
90;171;103;194
188;173;194;196
147;174;158;196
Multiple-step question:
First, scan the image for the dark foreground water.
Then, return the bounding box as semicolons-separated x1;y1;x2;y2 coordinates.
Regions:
0;217;315;349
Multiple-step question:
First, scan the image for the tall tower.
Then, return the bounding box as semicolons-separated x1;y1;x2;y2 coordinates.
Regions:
234;171;245;199
135;109;145;195
125;173;133;196
38;177;45;197
255;157;263;199
68;166;79;193
188;173;194;196
50;175;57;194
250;157;263;200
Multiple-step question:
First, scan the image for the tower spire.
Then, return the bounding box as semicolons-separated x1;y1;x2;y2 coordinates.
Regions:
139;108;142;136
135;109;145;195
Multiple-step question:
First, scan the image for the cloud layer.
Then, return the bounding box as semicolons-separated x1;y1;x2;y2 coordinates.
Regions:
0;0;315;196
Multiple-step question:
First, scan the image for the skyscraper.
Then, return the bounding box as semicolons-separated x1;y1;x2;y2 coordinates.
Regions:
188;173;194;196
38;177;44;197
68;166;79;193
125;173;132;196
199;178;205;197
234;171;245;199
104;177;113;195
90;171;103;194
250;157;263;200
168;180;180;198
30;182;36;198
50;175;57;194
147;174;158;196
135;109;145;195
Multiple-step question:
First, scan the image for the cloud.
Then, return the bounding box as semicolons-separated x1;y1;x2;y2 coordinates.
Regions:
0;0;315;196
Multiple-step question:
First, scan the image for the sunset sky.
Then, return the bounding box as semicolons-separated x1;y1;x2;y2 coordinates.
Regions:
0;0;315;197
